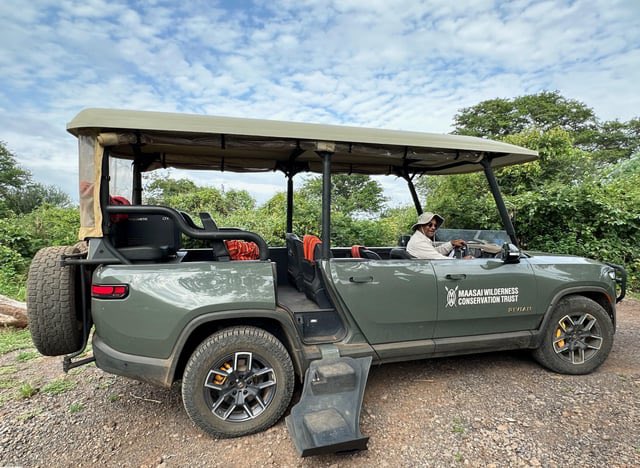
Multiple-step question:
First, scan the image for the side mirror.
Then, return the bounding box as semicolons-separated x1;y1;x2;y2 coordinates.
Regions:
501;243;521;264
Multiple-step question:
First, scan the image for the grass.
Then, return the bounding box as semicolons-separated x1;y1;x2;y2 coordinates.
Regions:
69;402;84;413
16;350;40;362
42;378;76;395
451;417;465;434
18;382;38;399
0;378;16;389
627;290;640;301
0;328;33;355
0;365;17;375
17;408;43;421
454;452;464;463
108;393;120;403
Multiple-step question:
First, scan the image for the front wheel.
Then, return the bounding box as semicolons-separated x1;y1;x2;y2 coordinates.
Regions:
533;296;614;375
181;326;295;438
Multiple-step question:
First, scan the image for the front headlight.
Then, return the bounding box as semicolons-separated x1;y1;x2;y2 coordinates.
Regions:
607;269;617;281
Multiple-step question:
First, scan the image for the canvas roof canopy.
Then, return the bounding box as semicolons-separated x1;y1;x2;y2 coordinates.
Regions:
67;108;538;176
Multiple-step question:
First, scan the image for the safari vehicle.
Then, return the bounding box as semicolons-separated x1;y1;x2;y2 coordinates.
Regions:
27;109;626;456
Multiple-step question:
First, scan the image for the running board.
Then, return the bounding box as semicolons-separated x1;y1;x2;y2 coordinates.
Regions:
286;355;372;457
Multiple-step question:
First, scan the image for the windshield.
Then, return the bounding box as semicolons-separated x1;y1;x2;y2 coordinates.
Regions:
435;229;510;245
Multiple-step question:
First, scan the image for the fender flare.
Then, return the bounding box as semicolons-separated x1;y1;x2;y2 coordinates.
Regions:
166;308;306;383
530;286;615;348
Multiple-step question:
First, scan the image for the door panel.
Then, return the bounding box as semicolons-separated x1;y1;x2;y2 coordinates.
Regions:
432;258;540;338
328;259;438;344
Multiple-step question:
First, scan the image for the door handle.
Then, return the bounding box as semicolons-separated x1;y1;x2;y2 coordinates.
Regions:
349;276;373;283
446;274;467;280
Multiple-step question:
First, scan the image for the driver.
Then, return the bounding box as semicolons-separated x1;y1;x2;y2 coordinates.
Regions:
406;212;472;260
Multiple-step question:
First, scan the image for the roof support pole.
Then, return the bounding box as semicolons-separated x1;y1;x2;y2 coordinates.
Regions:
481;158;519;247
406;176;423;215
286;174;294;233
318;151;332;259
132;162;142;205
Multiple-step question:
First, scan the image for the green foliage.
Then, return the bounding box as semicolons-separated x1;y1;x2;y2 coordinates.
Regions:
0;142;71;217
453;91;639;163
42;378;76;395
16;350;39;362
500;128;593;193
0;244;28;300
69;402;84;413
0;142;30;217
300;174;387;217
416;172;501;230
18;383;38;399
18;205;80;255
0;205;79;300
5;183;71;215
454;91;596;139
0;329;32;355
0;94;637;296
0;365;17;375
509;158;640;288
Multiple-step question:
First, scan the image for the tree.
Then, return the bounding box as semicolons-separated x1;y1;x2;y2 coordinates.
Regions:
453;91;596;139
0;142;30;216
0;142;71;216
299;174;387;217
144;175;198;204
453;91;639;162
143;174;255;218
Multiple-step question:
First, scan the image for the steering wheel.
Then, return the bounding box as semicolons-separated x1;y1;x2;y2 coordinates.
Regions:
450;245;469;259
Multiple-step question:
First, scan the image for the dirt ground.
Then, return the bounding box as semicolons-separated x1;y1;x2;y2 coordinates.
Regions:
1;300;639;467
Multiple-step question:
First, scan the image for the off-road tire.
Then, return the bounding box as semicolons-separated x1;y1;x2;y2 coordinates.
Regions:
533;296;613;375
182;326;295;438
27;245;83;356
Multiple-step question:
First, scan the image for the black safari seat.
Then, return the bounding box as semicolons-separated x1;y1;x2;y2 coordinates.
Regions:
111;214;181;262
389;248;415;259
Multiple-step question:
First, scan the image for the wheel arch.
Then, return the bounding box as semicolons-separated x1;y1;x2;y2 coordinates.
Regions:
168;310;306;384
532;287;616;348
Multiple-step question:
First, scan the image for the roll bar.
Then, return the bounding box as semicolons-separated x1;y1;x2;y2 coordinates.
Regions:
105;205;270;260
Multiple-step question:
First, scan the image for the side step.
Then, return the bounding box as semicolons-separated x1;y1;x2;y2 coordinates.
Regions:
286;355;372;457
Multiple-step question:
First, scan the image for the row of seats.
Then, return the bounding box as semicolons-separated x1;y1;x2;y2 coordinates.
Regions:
285;234;417;307
286;234;332;308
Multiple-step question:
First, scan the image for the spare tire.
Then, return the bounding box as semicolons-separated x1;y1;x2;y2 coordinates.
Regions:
27;245;84;356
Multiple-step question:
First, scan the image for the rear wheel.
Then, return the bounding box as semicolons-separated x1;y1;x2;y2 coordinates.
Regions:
182;326;295;438
26;245;84;356
533;296;613;375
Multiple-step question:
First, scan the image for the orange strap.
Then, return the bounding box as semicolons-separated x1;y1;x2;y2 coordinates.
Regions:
351;245;362;258
224;240;260;260
303;235;322;262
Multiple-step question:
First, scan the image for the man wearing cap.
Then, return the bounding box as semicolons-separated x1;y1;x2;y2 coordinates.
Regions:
406;212;470;260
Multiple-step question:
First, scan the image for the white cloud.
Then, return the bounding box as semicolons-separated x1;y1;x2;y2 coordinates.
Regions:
0;0;638;207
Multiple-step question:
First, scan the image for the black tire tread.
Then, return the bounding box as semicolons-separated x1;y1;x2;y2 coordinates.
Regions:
182;326;294;438
533;295;613;375
26;245;82;356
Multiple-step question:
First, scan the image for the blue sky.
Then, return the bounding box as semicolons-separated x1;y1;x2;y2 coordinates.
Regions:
1;0;639;206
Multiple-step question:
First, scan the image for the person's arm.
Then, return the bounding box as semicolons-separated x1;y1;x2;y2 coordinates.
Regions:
407;233;450;259
435;241;453;255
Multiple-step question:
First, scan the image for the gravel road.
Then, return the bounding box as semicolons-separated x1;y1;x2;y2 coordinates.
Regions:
1;300;639;467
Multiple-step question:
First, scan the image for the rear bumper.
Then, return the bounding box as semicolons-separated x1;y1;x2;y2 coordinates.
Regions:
93;335;173;387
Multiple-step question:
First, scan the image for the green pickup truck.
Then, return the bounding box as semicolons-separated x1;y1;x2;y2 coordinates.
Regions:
27;109;626;456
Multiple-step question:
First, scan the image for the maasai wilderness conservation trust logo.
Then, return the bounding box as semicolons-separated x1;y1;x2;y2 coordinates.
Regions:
445;286;519;307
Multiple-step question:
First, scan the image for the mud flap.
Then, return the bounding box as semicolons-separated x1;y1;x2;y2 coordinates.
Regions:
286;355;372;457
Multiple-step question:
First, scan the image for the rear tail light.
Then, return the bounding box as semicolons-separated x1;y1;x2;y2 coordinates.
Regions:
91;284;129;299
